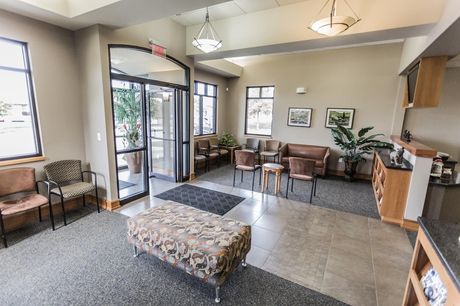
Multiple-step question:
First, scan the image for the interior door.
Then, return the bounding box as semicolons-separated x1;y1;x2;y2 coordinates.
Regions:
111;79;149;202
146;84;176;180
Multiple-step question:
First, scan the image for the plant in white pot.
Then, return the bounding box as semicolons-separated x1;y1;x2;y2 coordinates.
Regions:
330;120;393;181
114;88;143;174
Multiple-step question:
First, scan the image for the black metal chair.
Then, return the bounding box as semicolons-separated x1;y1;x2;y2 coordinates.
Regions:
44;160;100;229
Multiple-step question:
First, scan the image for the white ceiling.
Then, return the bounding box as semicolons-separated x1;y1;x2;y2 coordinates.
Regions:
171;0;306;26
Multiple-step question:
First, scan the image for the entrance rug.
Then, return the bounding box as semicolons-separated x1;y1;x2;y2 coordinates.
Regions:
119;180;136;190
0;211;347;305
154;184;245;215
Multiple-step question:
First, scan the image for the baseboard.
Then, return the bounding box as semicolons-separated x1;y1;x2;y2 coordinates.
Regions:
189;173;196;181
327;169;372;181
87;195;120;211
401;219;419;231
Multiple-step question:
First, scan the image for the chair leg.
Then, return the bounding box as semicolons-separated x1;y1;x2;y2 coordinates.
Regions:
0;214;7;248
286;177;290;199
241;170;243;183
314;177;318;196
252;170;255;191
310;180;314;203
49;196;55;231
259;168;262;185
82;194;86;207
291;179;294;192
95;187;100;213
38;206;42;222
60;195;67;226
233;168;236;187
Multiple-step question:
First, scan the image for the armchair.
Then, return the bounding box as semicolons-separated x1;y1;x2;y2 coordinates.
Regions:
260;140;281;163
241;138;260;153
198;139;220;169
0;167;51;247
44;160;100;229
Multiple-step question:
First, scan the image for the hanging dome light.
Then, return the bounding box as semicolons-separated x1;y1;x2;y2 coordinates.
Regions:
309;0;361;36
192;8;222;53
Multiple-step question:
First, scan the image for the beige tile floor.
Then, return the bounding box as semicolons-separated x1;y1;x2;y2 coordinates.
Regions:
117;178;414;306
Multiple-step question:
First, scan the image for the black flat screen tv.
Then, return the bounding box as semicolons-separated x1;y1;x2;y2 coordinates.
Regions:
407;63;419;104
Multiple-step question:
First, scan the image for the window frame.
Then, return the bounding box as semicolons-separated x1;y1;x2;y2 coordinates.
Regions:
0;36;42;162
244;85;275;136
193;80;217;136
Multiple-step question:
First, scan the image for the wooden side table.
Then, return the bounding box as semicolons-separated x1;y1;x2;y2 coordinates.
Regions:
224;145;242;164
261;163;284;194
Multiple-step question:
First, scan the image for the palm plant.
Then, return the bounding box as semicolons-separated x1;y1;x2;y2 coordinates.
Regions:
331;120;393;180
113;88;141;149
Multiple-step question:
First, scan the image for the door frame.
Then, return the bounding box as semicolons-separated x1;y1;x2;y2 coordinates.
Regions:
108;44;191;204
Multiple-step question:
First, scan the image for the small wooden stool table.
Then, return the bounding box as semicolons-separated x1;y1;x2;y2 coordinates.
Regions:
261;163;284;194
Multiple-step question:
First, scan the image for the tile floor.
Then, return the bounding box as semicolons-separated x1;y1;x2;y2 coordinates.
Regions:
117;178;414;306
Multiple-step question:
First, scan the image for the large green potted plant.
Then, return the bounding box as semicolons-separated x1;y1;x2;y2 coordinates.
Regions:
219;131;237;147
331;121;393;181
114;88;143;174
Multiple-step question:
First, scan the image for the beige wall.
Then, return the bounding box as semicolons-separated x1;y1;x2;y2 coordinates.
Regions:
194;69;229;136
403;68;460;169
226;43;405;174
0;10;85;176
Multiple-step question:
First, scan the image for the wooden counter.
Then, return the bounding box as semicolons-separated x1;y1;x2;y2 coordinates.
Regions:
390;135;437;158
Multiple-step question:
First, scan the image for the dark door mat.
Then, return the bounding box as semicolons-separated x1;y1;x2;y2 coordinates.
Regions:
154;184;245;215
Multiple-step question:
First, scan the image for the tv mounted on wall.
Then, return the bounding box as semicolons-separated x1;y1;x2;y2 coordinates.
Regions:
407;62;420;104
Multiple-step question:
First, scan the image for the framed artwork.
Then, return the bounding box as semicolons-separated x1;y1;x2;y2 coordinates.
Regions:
287;107;312;128
325;108;355;129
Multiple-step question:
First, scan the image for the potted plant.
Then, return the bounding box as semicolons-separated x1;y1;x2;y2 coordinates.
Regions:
331;121;393;181
114;88;143;174
219;131;237;147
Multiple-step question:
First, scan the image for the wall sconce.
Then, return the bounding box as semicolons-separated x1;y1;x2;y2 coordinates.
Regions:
296;87;307;94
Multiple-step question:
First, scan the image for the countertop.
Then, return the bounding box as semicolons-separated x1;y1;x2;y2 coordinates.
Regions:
377;150;413;171
430;172;460;187
418;217;460;291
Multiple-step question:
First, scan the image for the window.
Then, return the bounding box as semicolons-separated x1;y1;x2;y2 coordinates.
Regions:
245;86;275;136
0;37;41;161
194;81;217;136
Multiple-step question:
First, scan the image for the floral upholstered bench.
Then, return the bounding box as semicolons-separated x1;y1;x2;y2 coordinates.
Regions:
127;201;251;303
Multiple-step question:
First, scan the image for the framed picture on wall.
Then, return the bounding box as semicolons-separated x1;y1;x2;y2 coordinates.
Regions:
325;108;355;129
287;107;312;127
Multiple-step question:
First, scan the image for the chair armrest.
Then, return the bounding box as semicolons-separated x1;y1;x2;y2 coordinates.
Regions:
36;180;51;195
47;180;63;196
279;144;288;160
323;148;331;165
82;170;98;186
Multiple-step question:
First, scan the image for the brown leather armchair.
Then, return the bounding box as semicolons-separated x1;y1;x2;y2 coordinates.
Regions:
0;167;51;248
280;143;330;176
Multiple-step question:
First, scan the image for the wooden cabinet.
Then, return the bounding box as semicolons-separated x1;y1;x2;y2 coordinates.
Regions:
372;152;411;226
403;224;460;305
402;56;448;108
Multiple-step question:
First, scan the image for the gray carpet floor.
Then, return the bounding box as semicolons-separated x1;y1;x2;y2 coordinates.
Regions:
0;209;347;306
198;165;380;219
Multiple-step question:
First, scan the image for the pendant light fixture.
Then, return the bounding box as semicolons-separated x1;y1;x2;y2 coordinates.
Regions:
309;0;361;36
192;8;222;53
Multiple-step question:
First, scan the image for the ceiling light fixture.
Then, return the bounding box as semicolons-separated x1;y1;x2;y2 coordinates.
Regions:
309;0;361;36
192;8;222;53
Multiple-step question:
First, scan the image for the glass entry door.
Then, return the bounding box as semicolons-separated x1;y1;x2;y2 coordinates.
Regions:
112;79;149;201
146;85;176;180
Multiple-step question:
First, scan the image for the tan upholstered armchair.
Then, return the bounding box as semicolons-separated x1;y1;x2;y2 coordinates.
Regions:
44;160;100;229
0;167;51;248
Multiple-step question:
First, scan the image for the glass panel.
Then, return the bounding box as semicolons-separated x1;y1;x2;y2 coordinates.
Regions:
147;85;175;140
193;95;200;136
246;98;273;135
248;87;260;98
0;39;25;69
207;84;216;97
202;96;215;134
116;151;146;199
183;91;190;142
0;70;39;159
196;82;205;95
110;47;186;86
261;86;275;98
112;80;144;151
151;139;175;178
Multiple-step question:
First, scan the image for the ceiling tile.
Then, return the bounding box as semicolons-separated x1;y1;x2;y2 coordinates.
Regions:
234;0;278;13
172;2;243;26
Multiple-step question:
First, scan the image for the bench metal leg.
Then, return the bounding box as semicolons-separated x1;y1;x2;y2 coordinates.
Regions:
133;245;140;258
215;286;221;303
242;257;247;268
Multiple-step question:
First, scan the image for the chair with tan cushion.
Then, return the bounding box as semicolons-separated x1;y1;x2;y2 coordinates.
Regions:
44;160;100;229
286;157;317;203
194;141;208;174
260;140;281;163
233;150;261;191
198;139;220;169
209;137;229;163
0;167;51;248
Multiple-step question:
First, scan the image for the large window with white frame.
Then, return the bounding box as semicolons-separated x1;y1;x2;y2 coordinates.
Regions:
194;81;217;136
0;37;41;161
245;85;275;136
